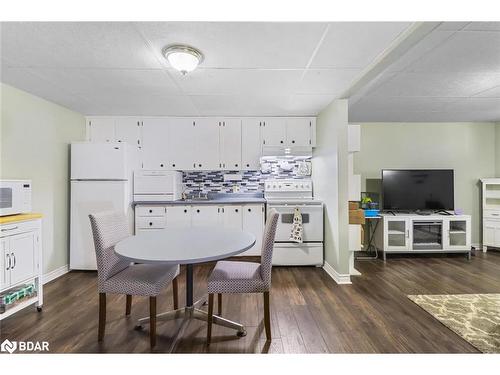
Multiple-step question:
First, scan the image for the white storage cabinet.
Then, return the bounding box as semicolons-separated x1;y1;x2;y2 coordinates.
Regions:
0;217;43;321
481;178;500;252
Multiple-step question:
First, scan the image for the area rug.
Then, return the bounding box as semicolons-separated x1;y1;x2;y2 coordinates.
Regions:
408;294;500;353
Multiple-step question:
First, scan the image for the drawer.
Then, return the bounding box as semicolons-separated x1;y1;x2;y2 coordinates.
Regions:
484;210;500;219
136;206;166;217
137;216;166;229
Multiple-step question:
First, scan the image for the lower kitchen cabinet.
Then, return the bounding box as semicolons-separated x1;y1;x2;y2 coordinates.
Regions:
134;203;264;256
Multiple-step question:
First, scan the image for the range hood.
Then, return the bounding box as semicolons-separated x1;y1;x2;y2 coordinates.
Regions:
261;145;312;157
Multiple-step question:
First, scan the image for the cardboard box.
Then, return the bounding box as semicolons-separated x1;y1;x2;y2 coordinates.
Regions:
349;201;359;210
349;209;365;225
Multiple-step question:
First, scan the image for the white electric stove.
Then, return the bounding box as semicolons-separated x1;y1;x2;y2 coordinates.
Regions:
264;179;324;266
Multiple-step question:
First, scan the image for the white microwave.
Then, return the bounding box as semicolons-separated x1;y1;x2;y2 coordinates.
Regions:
0;180;32;216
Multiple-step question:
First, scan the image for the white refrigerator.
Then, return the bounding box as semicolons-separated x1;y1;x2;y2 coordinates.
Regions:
70;142;137;270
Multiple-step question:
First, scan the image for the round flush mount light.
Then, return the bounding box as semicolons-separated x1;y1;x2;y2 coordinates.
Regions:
162;44;204;75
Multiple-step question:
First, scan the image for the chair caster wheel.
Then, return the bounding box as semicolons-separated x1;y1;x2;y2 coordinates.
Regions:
37;306;42;312
237;330;247;337
134;325;143;331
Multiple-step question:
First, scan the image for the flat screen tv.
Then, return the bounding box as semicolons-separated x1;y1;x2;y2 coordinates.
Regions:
382;169;454;211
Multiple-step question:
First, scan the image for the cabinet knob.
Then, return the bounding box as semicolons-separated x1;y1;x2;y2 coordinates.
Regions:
184;209;187;213
246;164;250;167
172;163;176;167
149;209;153;213
292;140;295;144
280;140;284;144
149;222;153;226
197;209;200;213
160;163;164;167
199;164;202;167
248;208;251;212
235;164;238;167
235;209;239;212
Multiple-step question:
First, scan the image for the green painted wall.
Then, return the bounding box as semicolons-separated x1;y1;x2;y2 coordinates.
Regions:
0;83;86;274
496;123;500;177
313;100;350;276
354;122;496;245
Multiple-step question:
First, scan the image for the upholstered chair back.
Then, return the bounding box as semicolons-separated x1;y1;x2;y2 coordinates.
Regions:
88;211;131;288
260;209;279;288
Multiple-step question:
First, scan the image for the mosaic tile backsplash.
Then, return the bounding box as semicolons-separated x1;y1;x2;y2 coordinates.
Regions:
183;158;312;194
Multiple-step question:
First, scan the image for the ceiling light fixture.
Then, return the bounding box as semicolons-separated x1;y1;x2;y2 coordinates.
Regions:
162;44;204;75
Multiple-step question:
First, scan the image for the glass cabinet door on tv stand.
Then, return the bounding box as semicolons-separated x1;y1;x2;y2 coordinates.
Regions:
384;217;411;251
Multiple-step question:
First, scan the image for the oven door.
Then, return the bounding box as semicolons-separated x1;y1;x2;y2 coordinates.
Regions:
268;203;323;242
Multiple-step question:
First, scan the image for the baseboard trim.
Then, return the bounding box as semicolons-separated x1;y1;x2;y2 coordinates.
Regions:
43;264;69;284
323;262;352;285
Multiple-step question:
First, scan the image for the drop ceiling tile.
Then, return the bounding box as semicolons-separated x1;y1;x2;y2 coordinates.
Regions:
351;96;458;113
311;22;411;68
370;72;500;97
84;93;198;116
464;22;500;31
296;69;360;94
1;22;160;69
436;22;470;31
387;31;455;73
474;84;500;98
189;94;292;116
27;68;180;96
1;66;93;113
408;31;500;74
170;68;303;95
136;22;327;69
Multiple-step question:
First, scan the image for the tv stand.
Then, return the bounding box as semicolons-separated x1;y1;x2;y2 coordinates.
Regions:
374;213;471;261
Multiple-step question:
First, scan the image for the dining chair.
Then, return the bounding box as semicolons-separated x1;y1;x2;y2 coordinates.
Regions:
89;211;180;348
206;208;279;344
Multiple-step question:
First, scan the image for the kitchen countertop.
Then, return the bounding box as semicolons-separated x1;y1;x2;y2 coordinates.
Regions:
133;193;266;206
0;213;43;224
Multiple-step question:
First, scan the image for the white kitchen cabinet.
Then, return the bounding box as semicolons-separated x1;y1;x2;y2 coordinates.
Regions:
88;118;115;143
169;118;195;170
242;204;264;256
262;118;287;147
166;206;192;227
142;118;170;169
219;119;242;170
241;119;262;170
223;205;243;229
191;205;221;227
115;117;142;147
286;118;313;147
1;218;43;321
192;119;220;170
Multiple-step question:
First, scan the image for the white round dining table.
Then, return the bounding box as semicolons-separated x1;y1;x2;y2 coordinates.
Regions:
115;226;256;351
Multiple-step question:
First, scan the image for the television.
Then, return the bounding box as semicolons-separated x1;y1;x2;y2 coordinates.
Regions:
382;169;454;211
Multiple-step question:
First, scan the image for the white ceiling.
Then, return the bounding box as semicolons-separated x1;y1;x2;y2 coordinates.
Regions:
350;22;500;122
0;22;410;116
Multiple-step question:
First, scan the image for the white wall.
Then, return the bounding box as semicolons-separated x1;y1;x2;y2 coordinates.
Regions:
312;100;350;278
0;83;86;274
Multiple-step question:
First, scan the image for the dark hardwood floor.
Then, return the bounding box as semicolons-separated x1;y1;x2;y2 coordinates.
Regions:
2;250;500;353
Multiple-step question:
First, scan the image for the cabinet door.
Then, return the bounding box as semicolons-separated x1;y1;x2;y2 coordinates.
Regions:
193;119;220;170
262;118;286;147
445;218;469;249
115;118;142;147
169;118;195;170
1;237;10;290
241;204;264;256
241;119;262;170
484;220;497;246
384;218;411;250
191;205;221;227
166;206;192;227
142;118;170;169
219;119;242;170
9;232;36;285
89;118;115;143
223;205;243;229
286;118;312;147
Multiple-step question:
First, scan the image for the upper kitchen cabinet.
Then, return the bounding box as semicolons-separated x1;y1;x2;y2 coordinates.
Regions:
115;118;142;147
168;118;195;170
241;119;262;170
192;118;220;170
286;118;315;147
87;118;115;143
142;118;170;169
261;118;287;147
219;118;242;170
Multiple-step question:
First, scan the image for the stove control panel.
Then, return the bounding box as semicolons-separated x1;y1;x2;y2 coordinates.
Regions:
264;179;313;200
